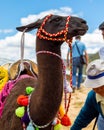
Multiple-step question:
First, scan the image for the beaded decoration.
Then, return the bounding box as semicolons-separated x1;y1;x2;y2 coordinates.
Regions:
37;14;70;41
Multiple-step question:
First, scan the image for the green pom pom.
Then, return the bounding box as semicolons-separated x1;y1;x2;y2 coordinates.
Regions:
35;127;39;130
15;106;25;118
54;124;62;130
26;86;35;94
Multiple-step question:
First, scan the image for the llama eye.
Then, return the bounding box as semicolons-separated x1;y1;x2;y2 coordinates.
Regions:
54;18;60;22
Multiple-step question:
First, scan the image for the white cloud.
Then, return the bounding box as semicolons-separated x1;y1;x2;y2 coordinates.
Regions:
0;32;36;64
81;29;104;54
61;29;104;60
0;29;13;34
21;7;75;25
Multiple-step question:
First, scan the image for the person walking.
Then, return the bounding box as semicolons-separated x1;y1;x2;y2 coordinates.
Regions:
70;59;104;130
67;35;88;91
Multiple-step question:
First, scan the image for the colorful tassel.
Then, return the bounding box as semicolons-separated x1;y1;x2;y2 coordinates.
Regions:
61;114;71;126
21;112;30;124
26;86;35;95
59;105;65;119
27;122;34;130
22;122;26;129
54;123;62;130
0;66;9;92
17;95;28;106
35;127;39;130
15;106;25;118
52;118;60;125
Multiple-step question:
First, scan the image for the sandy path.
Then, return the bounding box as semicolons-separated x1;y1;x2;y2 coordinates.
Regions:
60;85;98;130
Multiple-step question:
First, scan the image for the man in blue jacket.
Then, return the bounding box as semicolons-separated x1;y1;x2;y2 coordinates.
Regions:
70;59;104;130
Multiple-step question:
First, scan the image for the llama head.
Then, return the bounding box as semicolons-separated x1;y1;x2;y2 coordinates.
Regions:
16;14;88;40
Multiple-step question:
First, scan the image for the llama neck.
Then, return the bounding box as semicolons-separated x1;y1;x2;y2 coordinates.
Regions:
30;38;63;129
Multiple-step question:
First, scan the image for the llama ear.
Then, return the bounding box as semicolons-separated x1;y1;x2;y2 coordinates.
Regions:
16;19;43;32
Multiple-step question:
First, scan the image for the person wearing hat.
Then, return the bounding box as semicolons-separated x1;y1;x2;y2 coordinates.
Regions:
99;21;104;38
96;22;104;130
70;59;104;130
67;35;88;91
99;22;104;60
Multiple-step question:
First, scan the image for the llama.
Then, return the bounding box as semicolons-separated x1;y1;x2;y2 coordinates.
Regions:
0;14;88;130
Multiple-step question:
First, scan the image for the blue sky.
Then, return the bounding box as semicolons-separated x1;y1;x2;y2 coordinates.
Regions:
0;0;104;64
0;0;104;34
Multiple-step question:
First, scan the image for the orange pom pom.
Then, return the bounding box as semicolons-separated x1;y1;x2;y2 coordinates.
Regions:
17;95;28;106
21;98;28;106
61;114;71;126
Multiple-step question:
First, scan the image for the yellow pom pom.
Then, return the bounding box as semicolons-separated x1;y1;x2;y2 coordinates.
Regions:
59;105;65;119
54;123;62;130
0;66;8;92
15;106;25;118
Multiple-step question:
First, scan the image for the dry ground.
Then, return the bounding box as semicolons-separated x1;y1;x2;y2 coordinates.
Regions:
60;84;98;130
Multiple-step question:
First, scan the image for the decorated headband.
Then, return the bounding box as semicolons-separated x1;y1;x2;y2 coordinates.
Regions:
37;14;71;42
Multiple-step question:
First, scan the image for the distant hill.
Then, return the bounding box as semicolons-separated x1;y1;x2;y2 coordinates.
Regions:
89;52;99;62
64;51;99;66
